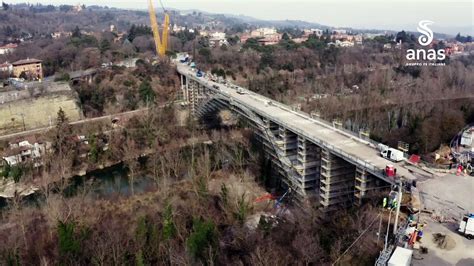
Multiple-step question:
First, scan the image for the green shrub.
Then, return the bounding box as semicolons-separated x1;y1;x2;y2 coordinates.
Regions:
162;204;176;240
186;218;217;260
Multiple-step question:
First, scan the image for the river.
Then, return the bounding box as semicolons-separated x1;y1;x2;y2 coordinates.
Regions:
0;163;157;209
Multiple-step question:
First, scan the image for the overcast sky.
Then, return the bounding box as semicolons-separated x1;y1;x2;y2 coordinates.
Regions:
7;0;474;34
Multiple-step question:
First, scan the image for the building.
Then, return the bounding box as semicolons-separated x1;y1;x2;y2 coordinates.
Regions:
172;24;186;33
332;29;348;35
0;43;18;55
209;31;228;47
445;42;465;55
2;137;48;167
258;34;282;46
51;31;72;39
335;40;355;47
73;4;83;12
292;37;309;44
12;58;43;80
0;62;12;74
304;29;323;36
251;27;277;38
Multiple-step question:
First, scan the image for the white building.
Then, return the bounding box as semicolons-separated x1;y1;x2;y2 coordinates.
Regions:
209;31;228;47
0;43;17;55
332;29;348;35
172;24;186;33
51;32;72;39
304;29;323;36
336;40;354;47
0;62;13;73
251;27;277;38
2;138;48;167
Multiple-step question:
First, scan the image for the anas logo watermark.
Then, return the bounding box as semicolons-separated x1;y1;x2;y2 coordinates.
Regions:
417;20;434;46
406;20;446;66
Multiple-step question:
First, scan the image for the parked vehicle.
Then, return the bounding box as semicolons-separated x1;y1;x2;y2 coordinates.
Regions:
385;164;396;177
179;56;189;63
381;148;404;162
236;88;245;94
458;214;474;239
196;70;203;78
377;143;389;152
212;84;220;90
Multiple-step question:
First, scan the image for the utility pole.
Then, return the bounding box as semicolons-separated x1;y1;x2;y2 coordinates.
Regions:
393;181;402;234
384;206;394;248
377;210;383;244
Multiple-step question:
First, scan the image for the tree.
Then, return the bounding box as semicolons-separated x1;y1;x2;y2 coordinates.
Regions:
72;26;81;38
139;79;155;104
186;218;217;261
57;220;88;263
198;47;211;62
19;71;28;80
9;165;22;183
226;35;240;46
162;204;176;240
1;161;10;178
59;5;73;12
2;1;9;11
52;108;75;180
99;39;111;54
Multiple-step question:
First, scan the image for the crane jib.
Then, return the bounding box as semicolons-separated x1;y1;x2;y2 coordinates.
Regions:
148;0;169;56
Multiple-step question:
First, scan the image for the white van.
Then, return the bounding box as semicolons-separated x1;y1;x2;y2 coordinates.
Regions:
381;148;404;162
459;214;474;239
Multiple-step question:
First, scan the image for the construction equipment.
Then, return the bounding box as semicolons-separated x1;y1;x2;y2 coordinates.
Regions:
148;0;169;56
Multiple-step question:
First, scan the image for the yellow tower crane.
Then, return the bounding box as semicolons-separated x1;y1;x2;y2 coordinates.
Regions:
148;0;169;56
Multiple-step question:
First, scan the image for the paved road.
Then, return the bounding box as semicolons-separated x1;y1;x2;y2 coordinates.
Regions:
178;63;417;182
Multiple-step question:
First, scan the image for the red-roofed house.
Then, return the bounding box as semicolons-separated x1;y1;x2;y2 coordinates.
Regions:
0;43;18;55
12;58;43;80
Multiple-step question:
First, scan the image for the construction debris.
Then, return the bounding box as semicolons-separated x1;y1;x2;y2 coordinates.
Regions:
432;233;456;250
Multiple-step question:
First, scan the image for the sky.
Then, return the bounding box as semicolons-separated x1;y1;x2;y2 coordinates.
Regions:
7;0;474;35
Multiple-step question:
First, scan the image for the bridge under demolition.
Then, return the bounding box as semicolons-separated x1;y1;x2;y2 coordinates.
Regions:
177;62;417;214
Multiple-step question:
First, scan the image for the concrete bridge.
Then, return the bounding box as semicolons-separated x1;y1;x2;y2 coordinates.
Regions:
176;62;417;213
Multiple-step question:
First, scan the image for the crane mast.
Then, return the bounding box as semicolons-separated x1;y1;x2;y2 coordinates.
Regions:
148;0;169;56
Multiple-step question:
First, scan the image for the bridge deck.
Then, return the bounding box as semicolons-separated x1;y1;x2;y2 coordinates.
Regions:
178;64;417;183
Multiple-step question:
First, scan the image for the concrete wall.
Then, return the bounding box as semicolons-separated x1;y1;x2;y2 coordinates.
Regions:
0;93;82;134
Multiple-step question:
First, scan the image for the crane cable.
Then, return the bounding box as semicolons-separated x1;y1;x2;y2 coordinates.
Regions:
331;212;382;266
159;0;166;12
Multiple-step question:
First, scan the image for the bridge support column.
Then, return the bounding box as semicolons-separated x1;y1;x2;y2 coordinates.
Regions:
180;74;188;102
188;79;199;115
294;136;321;198
319;149;356;214
277;127;298;161
355;168;369;205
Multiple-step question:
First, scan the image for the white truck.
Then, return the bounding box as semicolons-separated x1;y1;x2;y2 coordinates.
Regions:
381;148;405;162
387;247;413;266
458;214;474;239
